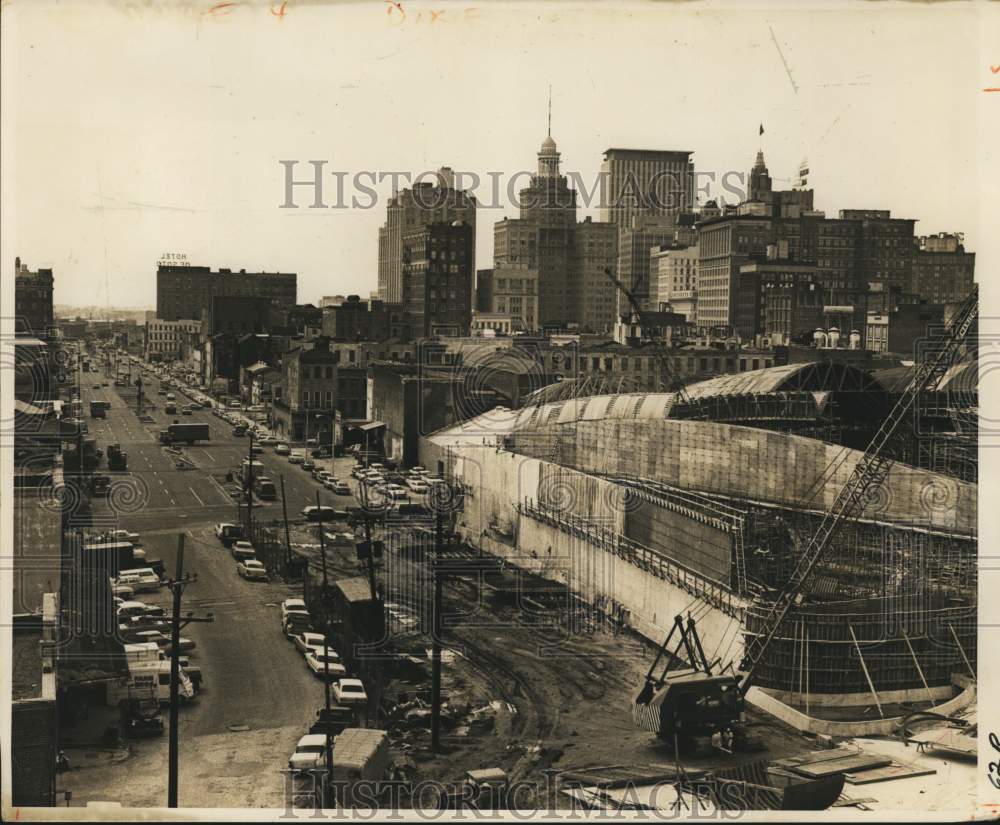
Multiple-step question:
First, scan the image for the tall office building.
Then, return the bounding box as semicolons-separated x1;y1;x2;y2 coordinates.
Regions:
401;221;475;338
377;167;477;304
493;121;618;332
911;233;976;304
13;257;54;337
599;148;695;230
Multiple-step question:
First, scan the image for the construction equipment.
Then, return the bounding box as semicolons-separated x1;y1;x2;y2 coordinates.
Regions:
602;267;693;405
633;285;978;750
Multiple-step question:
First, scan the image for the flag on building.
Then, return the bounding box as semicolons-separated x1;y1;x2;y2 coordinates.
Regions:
759;124;765;136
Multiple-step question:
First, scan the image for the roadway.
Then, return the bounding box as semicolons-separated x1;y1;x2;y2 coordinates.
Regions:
67;368;359;806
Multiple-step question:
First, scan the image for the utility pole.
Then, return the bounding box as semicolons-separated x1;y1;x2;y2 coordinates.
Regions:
315;491;333;807
280;475;293;571
166;534;214;808
244;432;255;533
431;505;444;751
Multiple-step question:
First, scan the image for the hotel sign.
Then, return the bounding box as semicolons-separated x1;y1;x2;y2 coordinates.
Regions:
157;253;189;267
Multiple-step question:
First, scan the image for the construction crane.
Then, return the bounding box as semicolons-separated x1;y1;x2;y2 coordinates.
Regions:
602;267;693;406
633;285;979;754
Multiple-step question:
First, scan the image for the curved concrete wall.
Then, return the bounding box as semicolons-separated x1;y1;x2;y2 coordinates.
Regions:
520;418;978;535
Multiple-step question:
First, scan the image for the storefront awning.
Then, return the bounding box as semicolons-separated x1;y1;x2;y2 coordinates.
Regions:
355;420;386;432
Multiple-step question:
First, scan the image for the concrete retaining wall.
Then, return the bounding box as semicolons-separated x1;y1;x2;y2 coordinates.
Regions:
433;444;745;672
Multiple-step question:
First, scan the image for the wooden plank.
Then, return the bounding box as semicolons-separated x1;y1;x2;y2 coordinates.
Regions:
844;763;936;785
772;749;856;768
791;755;893;778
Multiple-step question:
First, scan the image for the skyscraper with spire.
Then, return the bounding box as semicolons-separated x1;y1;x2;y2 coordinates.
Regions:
491;93;619;332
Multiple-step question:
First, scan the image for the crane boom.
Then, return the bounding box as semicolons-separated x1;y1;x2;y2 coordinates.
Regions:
737;285;978;694
602;267;693;405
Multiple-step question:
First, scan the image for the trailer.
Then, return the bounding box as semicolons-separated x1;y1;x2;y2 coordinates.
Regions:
158;423;210;445
331;728;390;806
107;443;128;471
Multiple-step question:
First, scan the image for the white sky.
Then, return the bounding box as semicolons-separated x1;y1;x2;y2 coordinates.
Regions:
2;0;998;308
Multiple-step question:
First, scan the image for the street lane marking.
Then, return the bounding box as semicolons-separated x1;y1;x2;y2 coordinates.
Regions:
189;486;205;506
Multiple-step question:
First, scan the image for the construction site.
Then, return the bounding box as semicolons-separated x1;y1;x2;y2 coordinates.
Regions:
402;287;979;812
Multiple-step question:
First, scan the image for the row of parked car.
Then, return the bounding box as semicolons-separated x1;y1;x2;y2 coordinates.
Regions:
353;464;445;501
215;522;268;580
279;597;370;772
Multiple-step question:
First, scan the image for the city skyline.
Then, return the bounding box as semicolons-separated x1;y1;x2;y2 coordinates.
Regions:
2;3;991;309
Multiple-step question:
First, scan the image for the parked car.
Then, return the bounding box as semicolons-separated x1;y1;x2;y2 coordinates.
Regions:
288;734;328;773
237;559;267;580
292;631;328;656
332;481;351;496
332;678;368;707
301;505;338;522
289;450;305;465
124;629;196;653
301;458;315;471
258;436;277;446
406;478;430;494
281;598;308;624
214;522;244;546
305;649;348;679
284;612;313;638
231;541;256;561
233;425;247;436
115;568;162;593
116;601;151;620
409;466;428;476
275;443;291;456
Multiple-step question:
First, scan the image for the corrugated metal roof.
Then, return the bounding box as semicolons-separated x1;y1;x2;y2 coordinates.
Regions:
683;363;810;399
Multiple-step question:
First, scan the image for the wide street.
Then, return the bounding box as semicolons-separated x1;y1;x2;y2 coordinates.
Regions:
63;364;363;807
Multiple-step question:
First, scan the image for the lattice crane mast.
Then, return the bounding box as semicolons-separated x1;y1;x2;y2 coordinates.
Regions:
633;285;978;748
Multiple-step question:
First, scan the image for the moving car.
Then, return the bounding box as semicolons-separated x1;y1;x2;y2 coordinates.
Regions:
237;559;267;580
289;450;305;465
332;678;368;707
274;443;291;456
288;734;328;773
305;648;347;679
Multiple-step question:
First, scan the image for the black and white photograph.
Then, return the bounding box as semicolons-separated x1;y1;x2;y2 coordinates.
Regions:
1;0;998;820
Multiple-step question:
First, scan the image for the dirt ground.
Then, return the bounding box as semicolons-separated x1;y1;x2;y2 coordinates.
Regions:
292;525;812;808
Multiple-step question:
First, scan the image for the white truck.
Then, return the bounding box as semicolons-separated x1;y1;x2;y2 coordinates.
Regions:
106;642;196;706
332;728;390;806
